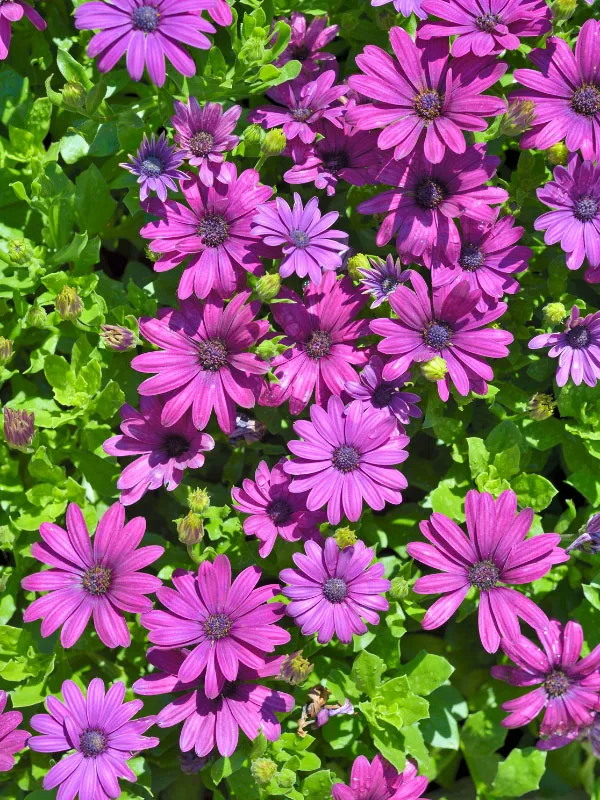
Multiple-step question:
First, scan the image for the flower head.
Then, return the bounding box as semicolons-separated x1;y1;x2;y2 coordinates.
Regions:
345;356;422;428
22;503;164;648
529;305;600;388
275;13;339;78
280;650;314;685
407;490;569;653
0;1;46;61
55;286;83;321
280;538;390;643
100;324;138;351
358;254;411;308
0;691;28;772
528;393;556;421
0;337;13;366
3;407;35;450
120;133;185;202
332;755;429;800
566;512;600;554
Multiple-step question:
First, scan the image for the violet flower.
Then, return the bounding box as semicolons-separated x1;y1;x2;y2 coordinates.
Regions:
345;356;422;428
0;0;46;60
529;305;600;388
120;133;186;202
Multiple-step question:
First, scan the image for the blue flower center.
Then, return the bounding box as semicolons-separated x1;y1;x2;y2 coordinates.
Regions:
459;244;485;272
544;670;569;698
80;729;107;758
415;178;445;210
423;321;452;350
305;330;332;360
204;613;232;641
197;338;229;371
140;155;164;177
414;89;443;122
467;560;499;591
292;107;312;122
574;195;599;222
267;498;292;525
132;6;160;33
198;214;230;247
289;229;311;248
332;445;360;473
164;434;189;458
380;275;399;295
566;324;591;350
475;13;501;32
323;577;348;603
82;566;112;596
372;383;395;408
190;131;215;158
571;85;600;117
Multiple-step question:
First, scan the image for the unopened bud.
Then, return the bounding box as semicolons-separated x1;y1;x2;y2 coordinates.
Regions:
551;0;576;21
62;81;86;108
280;650;314;686
8;239;30;265
0;337;13;366
528;393;556;422
100;324;137;352
566;512;600;554
25;305;47;328
256;272;281;303
542;302;567;326
261;128;287;156
546;142;568;167
3;408;35;450
334;526;357;549
276;768;295;789
244;124;264;148
499;100;536;137
188;487;210;514
346;253;370;281
145;246;162;263
55;286;83;321
389;576;410;600
178;512;204;546
421;356;448;382
250;758;277;787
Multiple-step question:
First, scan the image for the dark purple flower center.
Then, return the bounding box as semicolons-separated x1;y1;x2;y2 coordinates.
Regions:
475;12;501;32
140;155;164;177
566;324;591;350
190;131;215;158
266;498;292;525
332;445;360;473
204;613;232;640
197;338;229;371
198;213;230;247
132;5;160;33
544;670;569;698
413;89;444;122
323;577;348;603
290;43;311;61
322;150;349;174
468;560;500;591
423;321;452;350
415;178;446;210
571;84;600;117
82;566;112;596
79;728;108;758
164;434;189;458
574;195;599;222
289;229;311;248
372;382;395;408
305;330;332;360
292;107;313;122
459;244;485;272
379;275;399;295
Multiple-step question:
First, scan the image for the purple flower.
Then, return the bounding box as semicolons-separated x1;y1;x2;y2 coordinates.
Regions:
0;0;46;61
566;512;600;554
0;691;28;772
371;271;513;401
3;407;34;450
267;272;369;415
535;155;600;273
134;650;293;757
120;133;186;202
420;0;551;57
347;29;507;163
358;144;508;268
232;459;325;558
280;538;391;643
74;0;216;87
529;305;600;388
140;555;291;696
358;254;411;308
275;13;339;78
22;503;163;649
207;0;231;27
345;356;422;428
103;397;215;506
228;412;267;446
171;99;241;186
511;20;600;161
248;71;347;144
252;194;348;284
370;0;426;19
432;213;531;312
29;679;158;796
407;489;568;653
316;699;354;728
132;292;269;434
284;395;409;525
332;755;429;800
140;166;273;299
491;620;600;744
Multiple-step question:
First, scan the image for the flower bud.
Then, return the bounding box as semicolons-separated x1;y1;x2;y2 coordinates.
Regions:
276;768;295;789
280;650;314;686
250;758;277;787
255;272;281;303
62;81;87;108
551;0;576;21
8;239;30;265
546;142;568;167
55;286;83;321
178;512;204;546
188;487;210;514
420;356;448;382
499;100;536;137
260;128;287;156
542;302;567;326
346;253;370;281
389;576;410;600
244;124;265;148
528;393;556;422
25;305;47;328
3;408;35;450
145;246;162;263
334;526;357;549
100;324;137;352
0;337;13;366
566;512;600;554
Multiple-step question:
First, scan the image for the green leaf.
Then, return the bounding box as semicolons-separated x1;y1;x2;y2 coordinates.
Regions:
398;651;454;696
75;164;116;236
511;473;557;512
467;438;489;479
302;770;334;799
461;709;507;756
56;49;92;90
491;748;546;798
351;650;386;697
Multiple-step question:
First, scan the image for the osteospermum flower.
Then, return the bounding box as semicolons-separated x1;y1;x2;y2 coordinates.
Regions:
134;650;293;757
120;133;186;202
74;0;216;87
171;99;241;186
358;254;411;308
132;292;269;433
419;0;551;57
29;679;158;796
140;555;290;696
358;144;508;268
511;19;600;161
0;0;46;60
275;13;339;78
370;0;426;19
141;166;273;299
280;537;391;643
103;397;215;506
371;271;513;401
252;194;348;284
529;305;600;388
232;459;325;558
3;407;34;450
22;503;163;649
347;29;507;163
284;395;409;525
345;356;422;428
407;489;569;653
492;620;600;745
267;272;370;415
332;755;429;800
0;691;28;772
566;511;600;554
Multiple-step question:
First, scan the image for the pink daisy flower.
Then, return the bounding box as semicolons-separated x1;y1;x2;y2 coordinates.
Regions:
0;691;28;772
332;754;429;800
344;355;422;429
0;0;46;61
529;305;600;388
275;13;339;78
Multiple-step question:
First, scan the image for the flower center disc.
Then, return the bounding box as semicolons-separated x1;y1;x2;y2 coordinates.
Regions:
190;131;215;157
82;566;112;596
468;560;500;591
459;244;485;272
292;107;313;122
423;321;452;350
332;445;360;473
305;330;332;360
475;13;501;32
323;151;349;174
415;178;446;210
323;577;348;603
372;383;395;408
566;325;591;350
574;195;599;222
140;155;164;177
289;229;311;248
204;612;232;640
197;338;229;371
544;670;569;698
266;498;292;525
80;728;108;757
571;84;600;117
198;214;230;247
164;434;189;458
414;90;443;121
132;5;160;32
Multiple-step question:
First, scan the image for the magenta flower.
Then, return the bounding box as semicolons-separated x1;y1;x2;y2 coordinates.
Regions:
371;271;513;401
284;395;409;525
0;691;28;772
529;305;600;388
74;0;216;87
332;755;429;800
21;503;163;649
491;620;600;745
0;0;46;60
103;397;215;506
432;213;531;312
535;155;600;273
232;459;325;558
248;71;347;144
357;144;508;268
141;166;273;299
358;254;411;309
420;0;551;57
134;650;293;757
345;356;422;428
275;13;339;78
348;29;506;163
252;194;348;284
407;489;569;653
171;99;241;186
511;20;600;161
132;292;269;434
267;272;369;415
140;555;291;696
120;132;186;202
29;679;158;797
370;0;426;19
280;538;390;644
